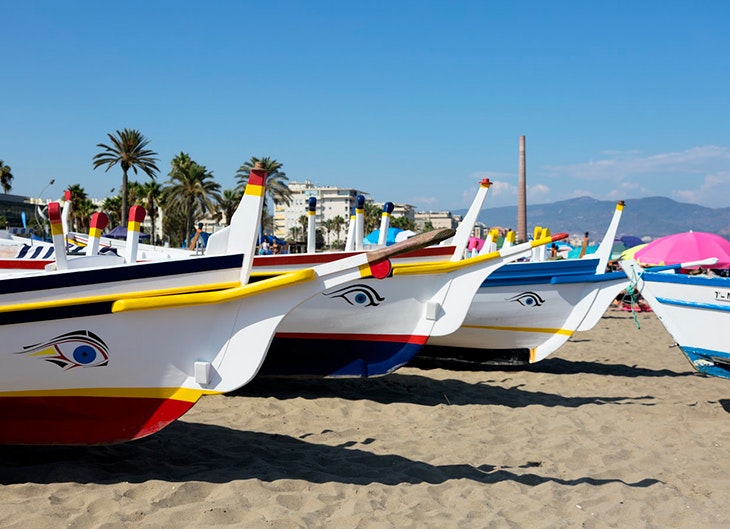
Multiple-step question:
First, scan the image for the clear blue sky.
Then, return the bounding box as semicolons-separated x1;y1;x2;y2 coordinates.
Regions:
3;1;729;212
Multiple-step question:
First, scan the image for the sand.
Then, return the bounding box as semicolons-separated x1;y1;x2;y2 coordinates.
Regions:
2;308;730;528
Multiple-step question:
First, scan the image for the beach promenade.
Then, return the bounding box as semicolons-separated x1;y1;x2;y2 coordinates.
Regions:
1;309;729;528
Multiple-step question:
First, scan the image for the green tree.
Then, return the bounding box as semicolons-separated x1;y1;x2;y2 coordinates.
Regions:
321;218;334;247
235;156;291;234
331;215;346;248
65;184;92;232
140;180;163;244
218;189;242;226
391;215;416;231
75;197;98;232
0;160;13;193
102;195;122;229
92;129;159;226
298;214;308;241
163;152;221;246
363;202;381;234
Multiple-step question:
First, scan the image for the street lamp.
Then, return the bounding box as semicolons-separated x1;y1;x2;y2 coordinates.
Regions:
35;178;55;241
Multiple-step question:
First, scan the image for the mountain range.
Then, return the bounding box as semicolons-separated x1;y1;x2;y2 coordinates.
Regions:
451;196;730;240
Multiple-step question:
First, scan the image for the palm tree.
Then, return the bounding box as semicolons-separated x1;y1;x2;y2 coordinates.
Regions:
75;197;98;232
298;215;308;242
163;152;221;246
65;184;92;232
139;180;163;244
331;215;345;248
321;218;334;247
92;129;159;225
363;202;381;234
391;215;416;231
235;156;291;234
102;195;122;228
0;161;13;193
218;189;242;226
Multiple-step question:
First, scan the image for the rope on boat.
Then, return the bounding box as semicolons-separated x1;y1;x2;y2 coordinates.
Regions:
624;265;642;330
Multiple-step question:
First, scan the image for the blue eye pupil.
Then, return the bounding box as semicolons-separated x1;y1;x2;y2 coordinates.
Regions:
73;345;96;364
354;293;367;304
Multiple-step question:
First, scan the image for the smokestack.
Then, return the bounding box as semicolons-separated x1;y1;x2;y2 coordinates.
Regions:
517;135;527;243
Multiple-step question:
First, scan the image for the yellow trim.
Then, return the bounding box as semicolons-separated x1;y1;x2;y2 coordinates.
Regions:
112;268;316;313
616;202;624;211
50;223;64;236
462;323;574;336
529;348;538;363
89;227;103;239
358;263;372;277
0;386;217;402
0;281;241;315
244;184;265;197
391;232;559;276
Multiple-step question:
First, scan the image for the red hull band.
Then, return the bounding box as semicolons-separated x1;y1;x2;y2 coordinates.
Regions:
0;396;195;445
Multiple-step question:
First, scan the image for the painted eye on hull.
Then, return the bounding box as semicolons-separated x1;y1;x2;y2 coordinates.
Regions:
506;291;546;307
324;284;385;307
16;330;110;370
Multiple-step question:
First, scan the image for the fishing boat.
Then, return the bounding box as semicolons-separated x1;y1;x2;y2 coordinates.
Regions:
249;179;567;377
258;230;567;377
419;201;631;366
0;164;447;445
621;258;730;379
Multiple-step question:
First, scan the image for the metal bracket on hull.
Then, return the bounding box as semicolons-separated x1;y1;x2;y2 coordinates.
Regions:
425;301;442;320
195;361;212;386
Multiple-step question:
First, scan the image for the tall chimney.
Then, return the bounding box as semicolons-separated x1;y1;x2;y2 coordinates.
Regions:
517;135;527;243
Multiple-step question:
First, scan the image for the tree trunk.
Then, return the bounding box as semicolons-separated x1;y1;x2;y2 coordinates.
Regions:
121;169;129;226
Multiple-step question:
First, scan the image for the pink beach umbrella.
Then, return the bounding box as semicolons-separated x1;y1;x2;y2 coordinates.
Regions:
634;231;730;268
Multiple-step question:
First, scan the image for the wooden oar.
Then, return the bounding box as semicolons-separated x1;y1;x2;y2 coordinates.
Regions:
363;228;455;278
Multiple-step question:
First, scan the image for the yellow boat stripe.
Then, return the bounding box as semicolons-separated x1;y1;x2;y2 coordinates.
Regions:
0;281;241;314
0;386;218;402
462;324;574;336
113;268;316;313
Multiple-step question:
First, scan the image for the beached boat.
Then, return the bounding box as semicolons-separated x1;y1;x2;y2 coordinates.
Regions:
419;201;630;366
250;179;565;377
0;164;449;445
621;258;730;379
258;230;567;377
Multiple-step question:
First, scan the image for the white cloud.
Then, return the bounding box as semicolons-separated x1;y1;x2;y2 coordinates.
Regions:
542;145;730;207
411;195;438;206
527;183;550;201
544;145;730;182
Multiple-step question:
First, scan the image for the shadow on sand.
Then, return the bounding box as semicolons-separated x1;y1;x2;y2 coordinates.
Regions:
236;372;656;408
0;421;662;489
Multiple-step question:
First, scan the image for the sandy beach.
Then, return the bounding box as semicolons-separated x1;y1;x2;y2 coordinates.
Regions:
1;308;729;528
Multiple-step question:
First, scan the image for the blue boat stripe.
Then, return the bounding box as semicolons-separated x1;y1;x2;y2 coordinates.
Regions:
16;245;30;259
655;296;730;313
0;253;244;295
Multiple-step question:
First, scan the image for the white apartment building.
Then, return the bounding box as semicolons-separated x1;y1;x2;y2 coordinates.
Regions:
414;210;457;230
274;180;368;240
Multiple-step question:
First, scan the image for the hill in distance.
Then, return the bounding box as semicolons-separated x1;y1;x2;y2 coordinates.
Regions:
451;196;730;240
